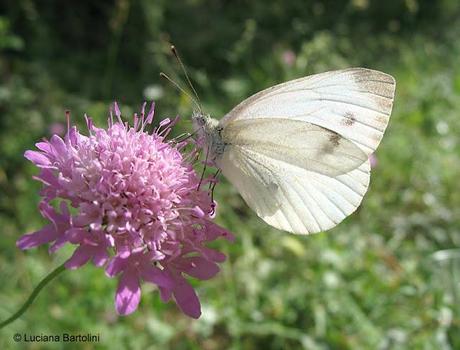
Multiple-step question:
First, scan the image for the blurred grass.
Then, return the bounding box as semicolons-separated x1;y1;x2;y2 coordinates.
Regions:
1;0;460;349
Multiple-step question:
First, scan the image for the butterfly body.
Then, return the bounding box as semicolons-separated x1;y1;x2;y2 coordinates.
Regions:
194;68;396;235
192;111;226;162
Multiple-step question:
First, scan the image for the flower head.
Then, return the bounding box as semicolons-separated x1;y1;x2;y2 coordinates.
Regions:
18;102;233;318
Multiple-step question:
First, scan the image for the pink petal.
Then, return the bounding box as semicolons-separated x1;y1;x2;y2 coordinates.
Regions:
199;246;227;263
66;126;78;146
159;118;170;127
35;141;52;153
65;245;92;269
84;114;93;130
24;150;51;167
114;102;121;119
141;266;173;289
65;227;88;244
182;257;220;280
204;220;235;242
173;276;201;319
92;248;109;267
115;270;141;315
117;244;131;259
106;256;127;277
16;225;58;250
146;102;155;124
33;169;60;188
192;206;205;218
48;233;69;253
39;201;63;228
50;135;67;157
159;286;172;302
60;202;70;217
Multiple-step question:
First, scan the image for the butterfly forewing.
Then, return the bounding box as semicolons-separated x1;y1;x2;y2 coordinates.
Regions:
221;118;368;177
220;68;395;155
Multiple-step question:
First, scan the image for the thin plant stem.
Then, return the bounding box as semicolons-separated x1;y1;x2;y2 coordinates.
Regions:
0;263;66;329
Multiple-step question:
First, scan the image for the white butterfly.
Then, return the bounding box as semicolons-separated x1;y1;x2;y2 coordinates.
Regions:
193;68;396;234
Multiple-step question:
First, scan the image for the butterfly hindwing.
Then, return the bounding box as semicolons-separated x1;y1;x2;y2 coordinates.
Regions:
217;144;370;234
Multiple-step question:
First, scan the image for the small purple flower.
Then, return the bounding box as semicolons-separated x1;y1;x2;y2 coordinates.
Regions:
369;153;378;168
18;102;233;318
281;50;296;67
48;122;66;136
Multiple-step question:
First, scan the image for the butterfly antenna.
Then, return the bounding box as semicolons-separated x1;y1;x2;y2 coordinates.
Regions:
170;45;203;112
160;72;201;111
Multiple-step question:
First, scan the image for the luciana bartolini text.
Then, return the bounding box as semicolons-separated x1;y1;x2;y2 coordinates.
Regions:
18;333;100;343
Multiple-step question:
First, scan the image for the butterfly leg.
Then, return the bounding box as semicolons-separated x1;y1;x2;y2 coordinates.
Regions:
197;143;211;190
208;168;221;216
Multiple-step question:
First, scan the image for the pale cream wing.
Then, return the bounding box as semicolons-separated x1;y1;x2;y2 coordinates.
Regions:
216;144;370;234
220;68;395;155
221;118;367;177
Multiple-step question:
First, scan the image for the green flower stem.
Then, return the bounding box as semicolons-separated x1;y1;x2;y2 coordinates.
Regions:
0;263;66;329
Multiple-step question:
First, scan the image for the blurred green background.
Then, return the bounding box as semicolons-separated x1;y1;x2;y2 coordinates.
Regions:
1;0;460;349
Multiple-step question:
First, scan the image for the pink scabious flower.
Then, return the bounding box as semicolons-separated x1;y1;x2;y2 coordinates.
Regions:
281;50;296;67
18;102;233;318
369;153;378;168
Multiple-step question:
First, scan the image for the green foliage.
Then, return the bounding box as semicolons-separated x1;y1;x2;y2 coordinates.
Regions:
1;0;460;349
